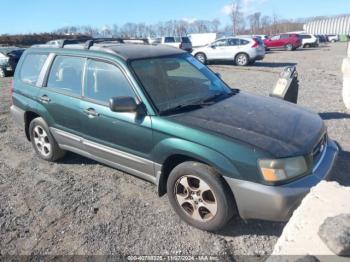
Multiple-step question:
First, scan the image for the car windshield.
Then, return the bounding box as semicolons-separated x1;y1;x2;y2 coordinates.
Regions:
130;53;233;114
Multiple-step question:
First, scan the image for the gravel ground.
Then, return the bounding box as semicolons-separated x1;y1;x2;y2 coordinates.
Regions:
0;42;349;258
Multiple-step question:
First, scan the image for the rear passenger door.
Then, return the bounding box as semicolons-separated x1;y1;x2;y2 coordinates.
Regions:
226;38;241;59
80;59;154;176
38;55;86;137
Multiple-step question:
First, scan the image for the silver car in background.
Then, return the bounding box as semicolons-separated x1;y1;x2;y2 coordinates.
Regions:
192;37;265;66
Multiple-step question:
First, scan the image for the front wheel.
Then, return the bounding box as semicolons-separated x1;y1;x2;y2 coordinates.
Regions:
167;161;235;231
194;53;207;64
29;117;66;161
285;44;293;51
235;53;249;66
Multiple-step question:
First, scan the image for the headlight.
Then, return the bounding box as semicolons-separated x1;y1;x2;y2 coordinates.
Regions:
258;156;307;182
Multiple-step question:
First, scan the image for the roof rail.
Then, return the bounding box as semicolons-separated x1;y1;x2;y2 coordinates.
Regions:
84;38;150;49
59;39;88;48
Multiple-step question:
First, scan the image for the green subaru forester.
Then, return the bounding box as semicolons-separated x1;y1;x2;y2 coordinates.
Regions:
11;39;338;231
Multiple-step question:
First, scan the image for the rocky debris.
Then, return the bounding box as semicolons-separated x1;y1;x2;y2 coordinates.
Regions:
318;214;350;256
271;181;350;258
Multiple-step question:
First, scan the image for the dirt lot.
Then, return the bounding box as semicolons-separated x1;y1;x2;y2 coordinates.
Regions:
0;43;349;257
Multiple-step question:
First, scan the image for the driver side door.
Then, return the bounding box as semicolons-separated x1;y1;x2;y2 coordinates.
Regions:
206;39;228;60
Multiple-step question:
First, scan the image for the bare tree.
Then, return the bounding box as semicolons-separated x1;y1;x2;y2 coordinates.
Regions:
229;0;244;34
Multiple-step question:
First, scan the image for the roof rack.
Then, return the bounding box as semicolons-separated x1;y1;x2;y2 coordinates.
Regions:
84;38;150;49
59;39;89;48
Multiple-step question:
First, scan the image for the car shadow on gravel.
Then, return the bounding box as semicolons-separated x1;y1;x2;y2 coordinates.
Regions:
330;146;350;187
209;60;297;68
218;217;285;237
319;112;350;120
252;62;297;68
58;151;99;165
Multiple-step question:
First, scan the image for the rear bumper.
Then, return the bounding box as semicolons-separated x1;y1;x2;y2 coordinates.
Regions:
224;139;339;221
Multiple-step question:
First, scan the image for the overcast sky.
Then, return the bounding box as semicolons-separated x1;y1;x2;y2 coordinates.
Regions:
1;0;349;34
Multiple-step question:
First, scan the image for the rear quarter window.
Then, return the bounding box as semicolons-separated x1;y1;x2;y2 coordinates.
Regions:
20;53;48;85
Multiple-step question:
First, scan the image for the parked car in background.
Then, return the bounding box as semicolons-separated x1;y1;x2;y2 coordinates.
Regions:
192;37;265;66
154;36;192;52
11;40;338;231
300;34;319;48
253;34;269;41
264;33;302;51
0;47;25;77
316;35;328;43
327;35;339;43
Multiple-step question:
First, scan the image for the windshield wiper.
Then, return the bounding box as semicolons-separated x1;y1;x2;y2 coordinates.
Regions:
203;91;235;103
159;100;214;116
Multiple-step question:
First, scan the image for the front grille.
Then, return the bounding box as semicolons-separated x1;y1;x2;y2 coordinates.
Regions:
312;134;327;168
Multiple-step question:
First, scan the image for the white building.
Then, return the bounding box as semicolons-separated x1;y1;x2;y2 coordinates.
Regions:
304;15;350;35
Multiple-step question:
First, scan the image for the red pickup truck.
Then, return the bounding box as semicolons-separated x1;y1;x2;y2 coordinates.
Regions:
264;33;302;51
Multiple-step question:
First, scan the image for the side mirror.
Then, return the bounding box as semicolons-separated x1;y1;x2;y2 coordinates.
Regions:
210;45;216;49
109;96;140;113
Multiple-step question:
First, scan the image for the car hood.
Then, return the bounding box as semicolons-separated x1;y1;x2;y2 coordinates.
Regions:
167;92;325;158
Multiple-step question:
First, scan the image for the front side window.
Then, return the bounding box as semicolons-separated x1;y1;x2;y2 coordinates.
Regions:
271;35;280;40
20;53;48;85
47;56;85;95
212;39;227;47
131;54;232;114
84;60;135;103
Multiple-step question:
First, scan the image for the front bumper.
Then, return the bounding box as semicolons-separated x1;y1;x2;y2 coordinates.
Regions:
224;139;339;221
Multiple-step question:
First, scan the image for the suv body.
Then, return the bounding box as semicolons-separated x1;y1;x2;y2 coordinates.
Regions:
327;35;339;42
192;37;265;66
11;41;338;231
300;34;319;48
0;47;25;77
154;36;193;52
264;33;302;51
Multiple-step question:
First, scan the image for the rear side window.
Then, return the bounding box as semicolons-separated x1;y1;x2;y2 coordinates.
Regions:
20;54;48;85
240;39;250;45
280;34;290;39
84;60;135;103
47;56;85;96
228;38;240;46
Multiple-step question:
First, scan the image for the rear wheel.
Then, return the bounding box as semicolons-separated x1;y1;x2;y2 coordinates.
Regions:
235;53;249;66
29;117;66;161
195;53;207;64
304;44;310;48
167;161;235;231
285;44;293;51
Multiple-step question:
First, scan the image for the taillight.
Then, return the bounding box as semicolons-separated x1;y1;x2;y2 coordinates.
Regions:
252;40;258;48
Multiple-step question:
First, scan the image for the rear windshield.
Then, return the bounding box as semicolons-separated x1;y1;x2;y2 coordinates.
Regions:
181;37;191;43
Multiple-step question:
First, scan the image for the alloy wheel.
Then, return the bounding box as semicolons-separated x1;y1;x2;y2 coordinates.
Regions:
195;54;206;64
174;175;217;222
33;125;51;157
236;54;247;66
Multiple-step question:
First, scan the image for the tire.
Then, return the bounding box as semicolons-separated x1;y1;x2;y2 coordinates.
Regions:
285;44;293;51
29;117;66;161
304;44;310;48
194;53;207;64
331;39;336;43
0;68;6;78
167;161;235;231
235;53;249;66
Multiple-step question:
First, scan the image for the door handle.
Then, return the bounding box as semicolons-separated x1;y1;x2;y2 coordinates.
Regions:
39;95;51;103
83;108;100;118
